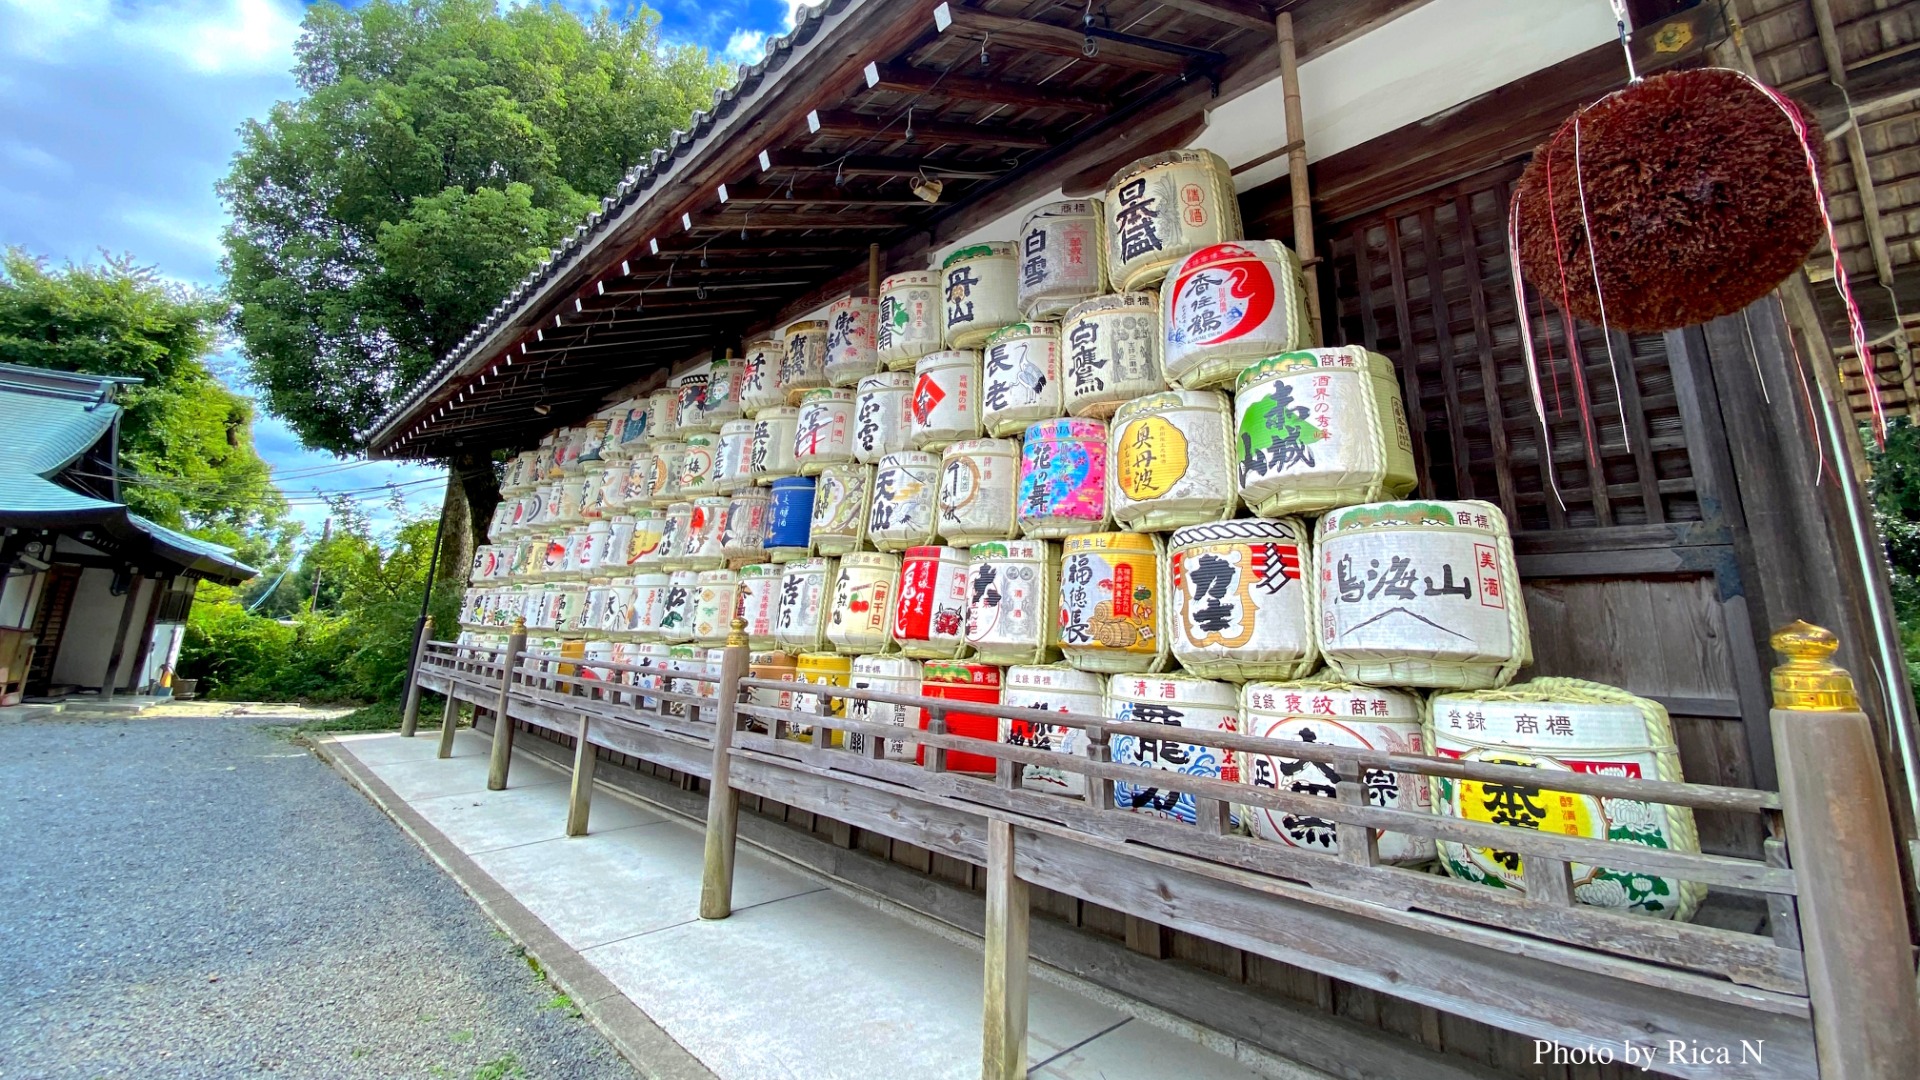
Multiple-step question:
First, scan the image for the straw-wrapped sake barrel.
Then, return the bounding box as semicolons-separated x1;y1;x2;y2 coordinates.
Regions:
679;497;729;570
1109;390;1237;532
780;320;830;404
966;540;1059;666
736;564;782;649
1109;674;1240;825
691;569;740;645
622;452;657;509
853;371;913;464
597;460;632;516
575;521;611;576
625;508;667;571
614;399;651;456
1239;680;1433;864
721;488;770;562
877;271;941;370
1063;292;1164;418
1162;242;1312;390
808;463;871;557
1316;500;1530;690
981;323;1062;437
629;642;672;710
739;336;785;417
648;443;687;509
1016;198;1107;320
1017;419;1108;538
1168;518;1315;680
674;362;714;435
675;434;717;500
867;451;940;551
745;651;798;727
648;389;681;442
920;661;1002;774
713;419;755;495
1105;148;1243;293
825;295;880;387
750;407;799;485
826;551;899;655
938;439;1019;546
763;476;816;562
892;545;972;659
657;503;692;571
793;388;856;475
656;570;699;644
1059;532;1167;674
1234;347;1417;517
1428;679;1703;920
846;655;921;762
910;350;982;451
605;516;636;570
1001;665;1101;797
774;557;835;654
940;243;1020;349
790;652;851;744
703;356;744;429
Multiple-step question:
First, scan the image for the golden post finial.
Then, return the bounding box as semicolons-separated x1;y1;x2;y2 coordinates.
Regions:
1770;620;1859;711
726;616;749;649
511;616;528;635
424;614;434;629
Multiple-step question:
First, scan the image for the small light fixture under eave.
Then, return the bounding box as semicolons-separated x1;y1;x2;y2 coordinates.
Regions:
554;314;564;327
649;238;659;255
595;281;605;296
757;149;772;172
910;172;944;204
717;184;730;204
574;298;583;312
534;403;551;416
620;259;631;275
681;212;693;231
806;110;822;134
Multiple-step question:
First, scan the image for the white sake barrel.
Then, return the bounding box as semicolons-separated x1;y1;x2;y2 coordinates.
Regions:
613;399;651;456
675;433;717;499
555;476;588;526
1017;419;1109;538
982;323;1063;437
540;530;571;578
877;271;942;370
692;569;740;645
560;426;594;473
605;577;638;636
825;295;880;387
625;508;667;571
648;443;687;509
1106;148;1243;293
965;539;1058;666
1017;198;1107;320
774;557;835;654
648;388;682;442
853;370;913;465
679;496;729;570
736;564;782;649
721;488;771;562
892;545;971;660
629;642;673;710
581;640;617;688
674;361;715;435
1001;665;1102;797
534;437;558;480
713;419;756;495
739;336;786;417
827;551;899;655
586;580;617;636
793;387;856;474
553;582;590;636
1239;680;1433;864
1167;518;1315;680
1317;500;1530;689
750;406;800;485
1234;347;1418;517
622;451;657;508
847;654;921;762
1110;390;1238;532
1059;532;1168;674
940;242;1021;349
657;503;693;571
703;356;744;428
655;570;699;644
1429;679;1703;920
809;463;872;557
598;460;632;515
502;451;536;494
1063;292;1164;418
576;521;611;576
605;517;637;573
938;438;1019;546
581;418;614;465
1162;241;1311;390
779;320;830;404
867;451;940;551
910;349;982;451
1109;673;1240;825
539;480;564;525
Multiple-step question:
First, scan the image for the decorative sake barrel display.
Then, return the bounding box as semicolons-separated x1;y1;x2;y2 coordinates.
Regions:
657;503;693;571
910;350;982;451
780;320;830;404
714;419;755;495
938;439;1019;546
534;438;558;481
940;243;1021;349
1234;348;1418;517
680;497;729;570
1001;665;1102;797
1428;679;1703;920
649;443;687;508
1059;532;1167;674
827;551;899;655
576;521;611;575
1110;674;1240;825
623;452;657;508
1160;241;1321;385
739;336;786;417
750;407;800;485
892;545;972;659
1109;390;1237;532
630;642;673;710
1167;518;1316;680
674;362;713;434
1316;500;1530;689
551;583;588;638
656;570;699;644
503;451;536;493
721;488;770;562
764;476;816;561
825;295;880;387
793;388;856;474
1105;148;1243;293
1239;679;1433;865
867;451;940;551
774;557;834;654
580;419;612;464
1016;198;1107;320
541;481;565;525
1063;292;1163;418
555;476;588;525
920;661;1002;774
675;434;717;499
981;323;1062;437
737;564;782;649
582;465;613;522
626;508;667;571
809;463;872;557
540;530;571;577
648;388;682;442
847;655;920;762
615;399;651;456
607;577;639;635
561;426;594;473
598;460;632;515
853;371;913;464
791;652;852;743
1017;419;1108;538
746;651;797;724
877;271;942;370
691;569;740;645
703;356;744;429
471;545;501;582
582;640;616;687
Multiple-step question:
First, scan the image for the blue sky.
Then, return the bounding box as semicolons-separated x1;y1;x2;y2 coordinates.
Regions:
0;0;810;537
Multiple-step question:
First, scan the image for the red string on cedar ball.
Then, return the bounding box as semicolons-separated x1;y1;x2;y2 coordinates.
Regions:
1513;68;1826;333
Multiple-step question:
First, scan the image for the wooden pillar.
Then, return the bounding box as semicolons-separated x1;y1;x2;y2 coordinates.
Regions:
1275;11;1322;346
868;242;882;300
699;619;751;920
399;615;433;737
486;620;526;791
565;713;597;837
980;818;1030;1080
98;573;143;703
435;690;461;759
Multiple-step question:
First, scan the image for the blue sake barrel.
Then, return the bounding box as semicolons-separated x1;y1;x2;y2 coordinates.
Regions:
765;475;817;561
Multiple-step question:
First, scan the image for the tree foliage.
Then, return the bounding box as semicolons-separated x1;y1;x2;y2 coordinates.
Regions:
1867;418;1920;687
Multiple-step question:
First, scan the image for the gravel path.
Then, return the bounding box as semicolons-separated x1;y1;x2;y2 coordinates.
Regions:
0;713;637;1080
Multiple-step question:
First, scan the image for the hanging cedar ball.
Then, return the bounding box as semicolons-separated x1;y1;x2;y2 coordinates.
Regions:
1512;68;1825;332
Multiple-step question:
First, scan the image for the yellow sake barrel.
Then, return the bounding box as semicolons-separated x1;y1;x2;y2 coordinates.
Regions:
1109;390;1237;532
746;650;798;725
1059;532;1168;674
691;569;740;645
703;356;744;429
675;434;717;499
1001;665;1102;797
713;419;755;495
892;545;971;660
1017;198;1107;320
1108;673;1240;825
774;557;835;654
853;370;913;464
910;349;982;451
847;654;921;762
1316;500;1530;689
1105;148;1243;293
736;564;782;649
1063;292;1164;418
877;271;942;370
982;323;1063;437
1168;518;1315;680
679;496;729;570
867;451;940;552
940;242;1021;348
809;463;872;557
827;551;899;655
1429;679;1703;920
1239;679;1433;864
657;503;693;571
674;361;716;435
721;488;770;562
779;320;830;405
793;387;857;475
965;540;1058;666
1234;347;1418;517
826;295;880;387
631;573;671;640
648;388;682;442
625;507;667;571
739;336;786;417
656;570;700;644
648;443;687;509
749;406;799;485
938;438;1019;547
1017;419;1109;538
791;652;852;742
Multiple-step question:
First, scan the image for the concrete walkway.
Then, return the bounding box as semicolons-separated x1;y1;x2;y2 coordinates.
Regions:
324;728;1293;1080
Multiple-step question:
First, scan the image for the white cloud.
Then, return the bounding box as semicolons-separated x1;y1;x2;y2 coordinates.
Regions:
0;0;303;77
721;28;766;64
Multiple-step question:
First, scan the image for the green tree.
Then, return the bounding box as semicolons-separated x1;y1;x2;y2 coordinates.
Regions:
1867;418;1920;687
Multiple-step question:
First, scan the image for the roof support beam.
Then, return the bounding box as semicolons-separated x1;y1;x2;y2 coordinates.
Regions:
1810;0;1898;288
804;108;1055;150
861;62;1111;115
1145;0;1275;35
757;148;1006;180
932;4;1193;77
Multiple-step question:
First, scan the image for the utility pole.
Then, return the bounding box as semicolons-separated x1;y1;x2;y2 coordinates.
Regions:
308;518;331;614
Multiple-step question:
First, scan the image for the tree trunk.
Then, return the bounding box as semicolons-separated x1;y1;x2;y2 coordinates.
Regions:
437;452;500;587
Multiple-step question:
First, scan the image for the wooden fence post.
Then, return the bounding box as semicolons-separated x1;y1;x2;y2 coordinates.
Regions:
399;616;433;737
700;619;750;920
1768;622;1920;1077
487;620;526;792
435;690;460;759
981;817;1030;1080
566;712;597;836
